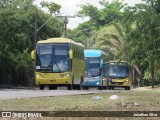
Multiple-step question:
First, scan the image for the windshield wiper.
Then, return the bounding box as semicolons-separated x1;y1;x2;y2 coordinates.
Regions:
88;70;96;77
93;74;100;77
54;61;61;72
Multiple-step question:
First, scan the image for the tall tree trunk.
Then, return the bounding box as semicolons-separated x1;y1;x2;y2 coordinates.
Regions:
151;61;155;88
132;64;141;87
132;67;135;88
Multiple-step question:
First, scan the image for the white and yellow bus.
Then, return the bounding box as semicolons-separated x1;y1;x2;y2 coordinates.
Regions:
31;38;85;90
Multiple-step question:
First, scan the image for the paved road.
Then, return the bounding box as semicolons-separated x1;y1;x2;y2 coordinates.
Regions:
0;88;127;100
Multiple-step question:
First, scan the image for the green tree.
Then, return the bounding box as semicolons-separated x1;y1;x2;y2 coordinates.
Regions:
96;23;128;60
0;0;63;86
125;0;160;88
77;0;126;28
68;21;97;48
71;0;160;88
76;0;143;87
40;1;61;15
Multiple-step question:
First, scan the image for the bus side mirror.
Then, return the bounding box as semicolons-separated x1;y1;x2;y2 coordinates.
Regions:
31;50;35;60
100;59;103;68
69;49;73;59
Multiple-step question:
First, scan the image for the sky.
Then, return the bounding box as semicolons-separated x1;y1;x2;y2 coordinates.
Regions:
35;0;143;29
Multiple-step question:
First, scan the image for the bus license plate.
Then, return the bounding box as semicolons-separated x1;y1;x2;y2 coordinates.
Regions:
50;80;56;82
114;83;119;85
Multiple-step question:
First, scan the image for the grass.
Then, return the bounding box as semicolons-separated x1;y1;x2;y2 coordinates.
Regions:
0;87;160;111
0;87;160;120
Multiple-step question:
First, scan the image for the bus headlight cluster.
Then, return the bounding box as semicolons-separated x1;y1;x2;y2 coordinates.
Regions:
96;82;100;85
125;79;128;82
36;74;43;78
61;74;70;77
103;78;107;81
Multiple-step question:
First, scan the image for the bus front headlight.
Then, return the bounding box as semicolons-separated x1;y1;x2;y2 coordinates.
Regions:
96;82;100;85
36;74;43;78
125;79;128;82
61;74;70;77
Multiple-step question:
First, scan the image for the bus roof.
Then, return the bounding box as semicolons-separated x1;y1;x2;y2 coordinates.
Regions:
84;50;106;57
37;38;84;47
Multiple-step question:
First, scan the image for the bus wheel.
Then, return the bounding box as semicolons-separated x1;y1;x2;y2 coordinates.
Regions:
103;86;107;90
98;86;103;90
73;85;77;90
77;85;81;90
107;86;110;90
67;84;72;90
49;85;57;90
111;86;114;90
40;85;44;90
125;86;130;90
82;86;89;90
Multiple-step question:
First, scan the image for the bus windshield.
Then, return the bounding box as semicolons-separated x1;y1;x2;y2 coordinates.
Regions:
109;63;129;78
102;63;109;77
36;43;70;72
85;57;100;77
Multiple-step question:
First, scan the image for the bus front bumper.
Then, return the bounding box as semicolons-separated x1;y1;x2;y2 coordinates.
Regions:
35;72;71;85
82;77;102;87
108;79;129;86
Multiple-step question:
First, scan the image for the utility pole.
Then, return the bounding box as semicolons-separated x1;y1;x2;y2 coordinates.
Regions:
64;16;68;38
33;14;75;48
57;15;75;38
34;9;38;49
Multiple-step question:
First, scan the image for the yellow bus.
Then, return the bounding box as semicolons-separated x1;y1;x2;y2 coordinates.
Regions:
31;38;85;90
103;61;132;90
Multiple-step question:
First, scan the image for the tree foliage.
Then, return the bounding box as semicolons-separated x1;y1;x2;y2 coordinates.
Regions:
125;0;160;87
72;0;160;87
1;0;160;88
40;1;61;15
77;0;126;28
0;0;63;86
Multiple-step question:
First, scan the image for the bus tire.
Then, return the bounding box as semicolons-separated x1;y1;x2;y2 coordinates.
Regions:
107;86;110;90
40;85;44;90
67;85;72;90
125;86;130;90
111;86;114;90
73;85;77;90
82;86;89;90
98;86;103;90
128;86;130;90
103;86;107;90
